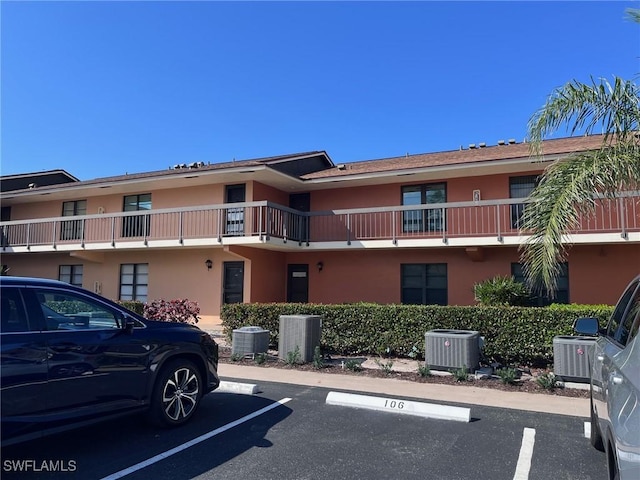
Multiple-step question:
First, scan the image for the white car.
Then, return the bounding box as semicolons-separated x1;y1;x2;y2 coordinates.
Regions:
575;274;640;480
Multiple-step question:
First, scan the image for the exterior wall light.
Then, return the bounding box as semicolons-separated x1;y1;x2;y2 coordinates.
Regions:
205;259;213;270
316;261;324;272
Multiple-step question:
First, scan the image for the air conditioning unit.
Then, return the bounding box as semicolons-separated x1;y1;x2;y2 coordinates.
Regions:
232;326;270;356
425;329;480;373
553;336;597;382
278;315;322;363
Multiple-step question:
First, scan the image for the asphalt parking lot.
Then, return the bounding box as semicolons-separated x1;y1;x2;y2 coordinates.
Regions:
2;380;606;480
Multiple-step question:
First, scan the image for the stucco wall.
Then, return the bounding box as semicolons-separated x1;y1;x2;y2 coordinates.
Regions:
227;245;287;303
281;243;638;306
563;244;639;304
8;183;233;221
2;243;636;327
6;170;545;222
2;247;245;325
284;248;522;305
309;171;544;211
252;182;289;205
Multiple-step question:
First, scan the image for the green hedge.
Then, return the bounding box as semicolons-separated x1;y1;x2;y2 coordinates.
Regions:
221;302;613;366
116;300;145;316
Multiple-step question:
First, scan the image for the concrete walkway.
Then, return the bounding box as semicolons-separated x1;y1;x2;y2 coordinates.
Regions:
218;363;590;418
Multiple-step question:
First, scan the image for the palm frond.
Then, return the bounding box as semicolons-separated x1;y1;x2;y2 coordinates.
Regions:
527;76;640;156
523;68;640;293
626;8;640;23
519;144;640;294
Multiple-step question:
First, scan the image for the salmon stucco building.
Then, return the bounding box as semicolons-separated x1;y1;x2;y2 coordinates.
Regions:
1;135;638;327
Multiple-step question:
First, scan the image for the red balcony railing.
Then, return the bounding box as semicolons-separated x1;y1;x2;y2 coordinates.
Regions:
1;193;638;251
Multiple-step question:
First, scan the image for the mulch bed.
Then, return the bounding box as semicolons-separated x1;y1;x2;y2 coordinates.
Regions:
217;346;590;399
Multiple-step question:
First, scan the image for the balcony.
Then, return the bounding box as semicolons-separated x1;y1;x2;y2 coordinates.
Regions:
1;194;638;253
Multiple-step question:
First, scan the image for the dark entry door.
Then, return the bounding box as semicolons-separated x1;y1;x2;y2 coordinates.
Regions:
287;264;309;303
289;193;310;243
223;262;244;304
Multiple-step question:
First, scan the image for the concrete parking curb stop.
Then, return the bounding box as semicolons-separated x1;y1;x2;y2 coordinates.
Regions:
326;391;471;422
216;381;260;395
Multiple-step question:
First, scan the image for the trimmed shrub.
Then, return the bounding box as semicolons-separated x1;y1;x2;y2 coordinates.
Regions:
474;275;530;306
116;300;145;316
46;300;89;314
221;302;612;367
143;299;200;324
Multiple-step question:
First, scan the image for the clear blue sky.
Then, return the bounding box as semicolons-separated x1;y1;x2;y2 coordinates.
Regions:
2;1;639;180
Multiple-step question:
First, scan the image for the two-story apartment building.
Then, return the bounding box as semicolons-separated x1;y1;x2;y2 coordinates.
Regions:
1;135;638;327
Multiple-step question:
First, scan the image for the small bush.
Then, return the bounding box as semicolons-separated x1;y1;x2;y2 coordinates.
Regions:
284;346;302;365
451;367;470;382
496;367;518;385
230;353;244;362
375;358;394;375
536;371;559;390
254;353;267;365
312;346;325;369
143;299;200;324
418;364;431;377
345;359;363;372
474;276;530;306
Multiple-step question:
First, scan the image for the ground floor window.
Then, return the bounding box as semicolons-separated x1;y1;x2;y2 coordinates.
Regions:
119;263;148;302
511;263;569;306
59;265;83;287
401;263;447;305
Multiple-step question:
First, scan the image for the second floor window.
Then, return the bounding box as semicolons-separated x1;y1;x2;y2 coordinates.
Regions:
122;194;152;238
402;183;446;233
225;184;246;236
60;200;86;241
509;176;538;229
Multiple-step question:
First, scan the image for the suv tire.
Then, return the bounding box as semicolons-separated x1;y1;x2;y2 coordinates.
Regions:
148;359;202;427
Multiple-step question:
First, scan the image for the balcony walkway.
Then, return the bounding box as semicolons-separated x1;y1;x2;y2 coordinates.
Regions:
2;195;638;254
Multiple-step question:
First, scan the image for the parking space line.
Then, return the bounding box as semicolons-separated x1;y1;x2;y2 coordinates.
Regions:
513;427;536;480
584;422;591;439
100;397;292;480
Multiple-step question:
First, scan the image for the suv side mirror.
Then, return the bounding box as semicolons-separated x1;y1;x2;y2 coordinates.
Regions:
124;317;136;334
117;314;136;334
573;317;600;336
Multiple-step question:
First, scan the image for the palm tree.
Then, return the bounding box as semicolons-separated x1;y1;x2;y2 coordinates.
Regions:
519;11;640;295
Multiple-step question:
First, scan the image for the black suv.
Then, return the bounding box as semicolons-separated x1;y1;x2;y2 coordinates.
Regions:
1;276;220;446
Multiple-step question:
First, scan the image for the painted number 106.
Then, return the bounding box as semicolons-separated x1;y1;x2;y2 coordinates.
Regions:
384;400;405;410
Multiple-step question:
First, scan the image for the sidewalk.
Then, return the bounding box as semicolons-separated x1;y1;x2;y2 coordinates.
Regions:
218;362;590;418
209;328;590;418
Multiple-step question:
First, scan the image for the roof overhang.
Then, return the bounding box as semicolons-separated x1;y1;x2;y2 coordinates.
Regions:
300;153;564;190
0;165;312;204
